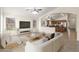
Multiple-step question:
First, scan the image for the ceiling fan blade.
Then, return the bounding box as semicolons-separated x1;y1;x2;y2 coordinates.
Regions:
38;9;42;11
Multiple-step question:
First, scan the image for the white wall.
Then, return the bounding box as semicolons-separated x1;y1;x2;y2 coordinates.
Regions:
0;8;4;34
38;7;79;41
2;7;33;33
68;13;76;29
0;8;1;33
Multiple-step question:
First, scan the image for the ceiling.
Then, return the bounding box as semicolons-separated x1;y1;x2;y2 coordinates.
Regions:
3;7;56;19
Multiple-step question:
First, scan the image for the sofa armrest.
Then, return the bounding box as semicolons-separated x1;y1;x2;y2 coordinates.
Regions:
38;33;63;52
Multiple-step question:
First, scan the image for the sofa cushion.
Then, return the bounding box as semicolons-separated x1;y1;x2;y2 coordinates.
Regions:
50;33;55;39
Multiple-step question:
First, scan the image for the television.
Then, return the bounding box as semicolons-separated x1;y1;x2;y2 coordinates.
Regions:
19;21;30;29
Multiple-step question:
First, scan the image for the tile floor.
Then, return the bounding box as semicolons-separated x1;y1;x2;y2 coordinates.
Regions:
60;29;78;52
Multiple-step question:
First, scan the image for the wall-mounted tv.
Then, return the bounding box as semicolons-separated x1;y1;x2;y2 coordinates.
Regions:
19;21;30;29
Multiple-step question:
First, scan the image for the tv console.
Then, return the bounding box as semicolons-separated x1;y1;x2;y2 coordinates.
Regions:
20;31;30;33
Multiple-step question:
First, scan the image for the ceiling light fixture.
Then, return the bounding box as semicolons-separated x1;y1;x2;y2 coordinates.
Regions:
32;11;38;14
48;16;53;20
32;8;42;15
26;8;42;15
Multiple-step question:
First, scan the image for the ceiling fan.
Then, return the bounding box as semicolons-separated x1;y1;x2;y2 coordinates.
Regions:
26;8;42;14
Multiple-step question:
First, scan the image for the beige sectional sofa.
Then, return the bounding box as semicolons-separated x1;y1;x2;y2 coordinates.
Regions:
25;33;64;52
